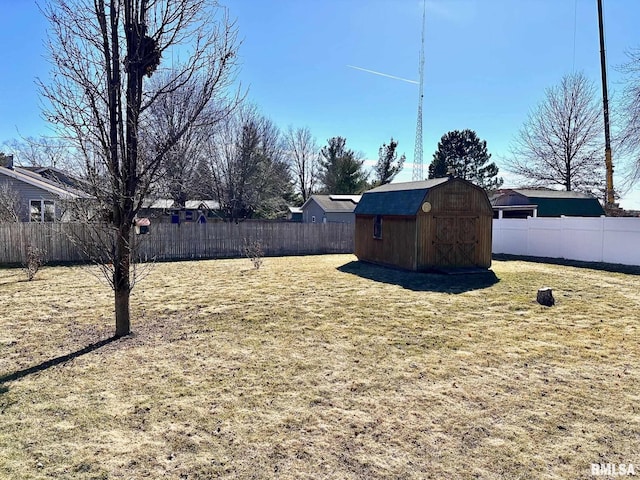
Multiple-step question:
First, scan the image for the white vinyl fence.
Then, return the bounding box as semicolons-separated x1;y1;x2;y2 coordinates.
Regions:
493;217;640;266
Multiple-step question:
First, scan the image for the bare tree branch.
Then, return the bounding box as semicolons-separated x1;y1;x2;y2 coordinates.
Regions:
39;0;240;336
618;48;640;188
507;72;605;197
0;182;21;223
283;126;319;202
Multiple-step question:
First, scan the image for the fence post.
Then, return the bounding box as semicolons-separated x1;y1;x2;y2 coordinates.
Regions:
560;215;566;260
526;216;531;257
600;215;606;263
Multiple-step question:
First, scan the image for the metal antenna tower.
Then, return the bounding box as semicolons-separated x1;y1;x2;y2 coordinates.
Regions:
412;0;426;181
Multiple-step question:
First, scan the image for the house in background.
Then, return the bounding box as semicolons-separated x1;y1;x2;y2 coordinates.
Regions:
490;189;605;218
0;156;90;222
301;194;362;224
287;206;303;222
139;199;221;223
354;178;493;271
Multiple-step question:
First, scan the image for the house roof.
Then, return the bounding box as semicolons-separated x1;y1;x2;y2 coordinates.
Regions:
512;189;596;199
21;166;87;191
491;189;604;217
288;206;303;214
142;199;176;209
185;200;219;210
328;194;361;202
142;199;220;210
0;165;85;199
303;194;362;213
355;178;450;216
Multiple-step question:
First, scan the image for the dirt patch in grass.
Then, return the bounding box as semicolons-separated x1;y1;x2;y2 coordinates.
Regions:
1;255;638;479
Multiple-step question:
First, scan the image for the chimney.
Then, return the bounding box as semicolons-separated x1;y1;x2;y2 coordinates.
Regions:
0;155;13;169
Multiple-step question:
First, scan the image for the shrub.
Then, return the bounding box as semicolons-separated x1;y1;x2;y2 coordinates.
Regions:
24;244;45;281
243;240;264;270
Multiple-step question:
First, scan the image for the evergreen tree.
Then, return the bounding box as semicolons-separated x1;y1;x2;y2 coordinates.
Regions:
208;108;293;221
318;137;369;194
428;129;503;190
372;138;405;186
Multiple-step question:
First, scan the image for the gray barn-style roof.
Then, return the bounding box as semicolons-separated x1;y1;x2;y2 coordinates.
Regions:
354;178;449;216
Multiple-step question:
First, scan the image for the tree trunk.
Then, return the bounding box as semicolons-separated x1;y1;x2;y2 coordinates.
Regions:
115;286;131;337
537;287;555;307
113;225;132;337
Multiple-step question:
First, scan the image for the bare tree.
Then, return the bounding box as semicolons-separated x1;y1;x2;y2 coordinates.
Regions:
619;48;640;185
283;126;319;202
507;72;604;195
2;136;74;169
144;71;237;207
40;0;240;336
0;182;21;222
206;105;293;221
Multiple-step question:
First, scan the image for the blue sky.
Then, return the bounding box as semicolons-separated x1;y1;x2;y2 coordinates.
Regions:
1;0;640;207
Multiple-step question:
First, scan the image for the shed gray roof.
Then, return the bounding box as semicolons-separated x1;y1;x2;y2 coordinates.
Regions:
303;194;361;213
355;178;449;216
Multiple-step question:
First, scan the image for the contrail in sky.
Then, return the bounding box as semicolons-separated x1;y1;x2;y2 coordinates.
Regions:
346;65;419;85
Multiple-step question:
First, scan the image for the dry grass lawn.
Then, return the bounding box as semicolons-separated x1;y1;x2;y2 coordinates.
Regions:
0;254;639;479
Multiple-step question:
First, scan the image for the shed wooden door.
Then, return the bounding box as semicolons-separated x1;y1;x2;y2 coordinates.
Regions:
432;216;479;267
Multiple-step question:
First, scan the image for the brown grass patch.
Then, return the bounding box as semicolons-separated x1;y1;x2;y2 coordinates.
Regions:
0;255;638;479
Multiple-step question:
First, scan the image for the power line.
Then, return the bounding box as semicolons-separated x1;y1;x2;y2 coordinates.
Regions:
572;0;578;72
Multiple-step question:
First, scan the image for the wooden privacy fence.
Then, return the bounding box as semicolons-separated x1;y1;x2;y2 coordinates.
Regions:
0;222;355;265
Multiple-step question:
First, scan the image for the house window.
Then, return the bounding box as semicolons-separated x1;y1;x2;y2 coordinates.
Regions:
373;215;382;239
30;200;55;222
312;215;316;223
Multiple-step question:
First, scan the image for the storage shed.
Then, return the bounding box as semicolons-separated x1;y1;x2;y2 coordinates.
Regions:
354;178;493;270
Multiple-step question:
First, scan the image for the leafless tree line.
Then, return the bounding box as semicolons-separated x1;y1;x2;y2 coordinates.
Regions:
144;89;319;220
4;94;323;221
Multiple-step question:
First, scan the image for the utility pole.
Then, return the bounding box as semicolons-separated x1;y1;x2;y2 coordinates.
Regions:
597;0;616;209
